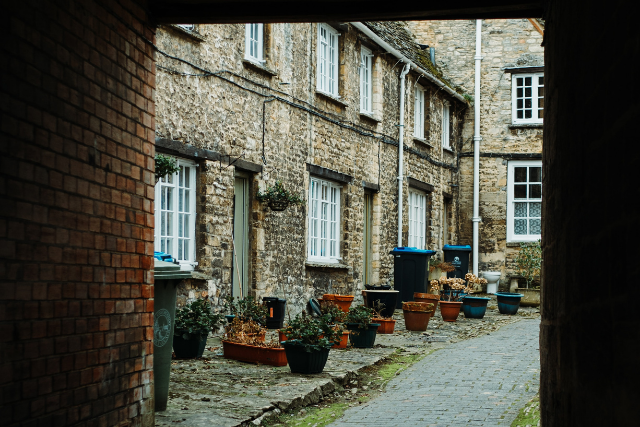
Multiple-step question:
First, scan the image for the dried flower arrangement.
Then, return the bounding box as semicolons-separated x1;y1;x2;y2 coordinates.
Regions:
465;273;488;291
223;317;281;348
428;258;456;273
430;276;473;301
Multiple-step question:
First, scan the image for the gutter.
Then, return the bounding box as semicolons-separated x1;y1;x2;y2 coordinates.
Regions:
351;22;467;104
472;19;483;275
397;63;411;247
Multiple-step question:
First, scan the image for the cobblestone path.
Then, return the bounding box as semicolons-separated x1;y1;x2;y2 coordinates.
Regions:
328;318;540;427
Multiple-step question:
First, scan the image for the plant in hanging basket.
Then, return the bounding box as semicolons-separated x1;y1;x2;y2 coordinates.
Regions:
256;180;305;211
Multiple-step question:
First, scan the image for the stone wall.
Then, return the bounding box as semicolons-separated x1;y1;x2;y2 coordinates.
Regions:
1;0;155;425
155;22;467;312
408;19;544;283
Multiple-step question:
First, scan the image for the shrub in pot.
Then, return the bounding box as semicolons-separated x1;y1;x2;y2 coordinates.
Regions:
318;302;349;348
461;273;491;319
429;277;472;322
280;311;342;373
371;301;396;334
173;298;223;358
515;240;542;307
345;305;380;348
222;317;287;366
222;295;268;326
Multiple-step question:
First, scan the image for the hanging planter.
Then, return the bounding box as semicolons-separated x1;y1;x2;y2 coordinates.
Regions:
257;180;305;212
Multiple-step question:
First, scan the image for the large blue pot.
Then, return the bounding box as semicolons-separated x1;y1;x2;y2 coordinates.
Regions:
346;323;380;348
495;292;524;315
461;296;491;319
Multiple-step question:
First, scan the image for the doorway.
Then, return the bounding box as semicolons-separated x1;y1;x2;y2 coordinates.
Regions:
363;192;373;286
233;175;250;298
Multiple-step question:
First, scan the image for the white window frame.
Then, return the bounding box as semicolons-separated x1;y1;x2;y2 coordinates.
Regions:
307;177;341;263
177;24;195;31
512;73;544;124
154;158;197;270
245;23;264;63
442;101;451;149
507;160;542;242
317;24;340;97
414;84;425;139
408;189;427;249
360;46;373;114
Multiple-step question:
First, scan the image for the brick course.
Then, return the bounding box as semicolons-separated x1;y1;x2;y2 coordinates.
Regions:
2;0;155;425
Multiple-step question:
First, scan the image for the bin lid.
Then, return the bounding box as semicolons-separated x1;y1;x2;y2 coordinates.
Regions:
389;246;436;255
443;245;472;251
154;251;175;263
154;259;192;280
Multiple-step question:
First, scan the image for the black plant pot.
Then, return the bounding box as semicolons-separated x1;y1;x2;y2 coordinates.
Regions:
346;323;380;348
283;342;330;374
173;331;208;358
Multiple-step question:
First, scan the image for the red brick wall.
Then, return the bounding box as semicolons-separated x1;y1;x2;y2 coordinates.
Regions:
1;1;156;425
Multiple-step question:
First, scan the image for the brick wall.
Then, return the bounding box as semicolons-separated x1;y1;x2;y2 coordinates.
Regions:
1;1;155;425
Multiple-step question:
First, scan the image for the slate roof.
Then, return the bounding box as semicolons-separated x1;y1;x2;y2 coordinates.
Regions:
362;21;462;96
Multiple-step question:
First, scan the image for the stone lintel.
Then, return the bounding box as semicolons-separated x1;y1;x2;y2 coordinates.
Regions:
362;180;380;192
306;164;353;184
407;177;434;193
156;138;263;172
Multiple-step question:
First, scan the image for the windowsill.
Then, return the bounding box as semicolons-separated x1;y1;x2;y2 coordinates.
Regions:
315;91;349;108
506;239;541;247
359;112;380;123
242;59;278;76
509;123;543;129
305;261;349;269
413;137;433;148
168;24;206;42
443;146;455;154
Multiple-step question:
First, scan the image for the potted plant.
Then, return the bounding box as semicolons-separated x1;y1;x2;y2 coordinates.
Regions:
345;305;380;348
461;273;491;319
222;317;287;366
280;311;341;374
362;285;399;316
514;239;542;307
173;298;223;358
428;258;455;281
256;180;305;211
429;277;472;322
222;295;268;326
401;301;434;331
371;301;396;334
319;302;350;348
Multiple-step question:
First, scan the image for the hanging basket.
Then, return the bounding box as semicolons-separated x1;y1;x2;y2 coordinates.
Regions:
268;200;289;211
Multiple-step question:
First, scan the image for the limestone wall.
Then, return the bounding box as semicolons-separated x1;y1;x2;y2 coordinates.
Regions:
155;23;467;312
408;19;544;283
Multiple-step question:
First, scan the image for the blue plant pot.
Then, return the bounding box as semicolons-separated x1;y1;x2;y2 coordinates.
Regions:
495;292;524;315
346;323;380;348
461;296;491;319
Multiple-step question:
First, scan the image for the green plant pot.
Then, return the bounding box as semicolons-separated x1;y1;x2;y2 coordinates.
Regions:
346;323;380;348
173;331;208;358
282;342;330;374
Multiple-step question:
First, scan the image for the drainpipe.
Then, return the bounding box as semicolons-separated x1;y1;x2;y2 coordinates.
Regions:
472;19;483;275
397;63;411;248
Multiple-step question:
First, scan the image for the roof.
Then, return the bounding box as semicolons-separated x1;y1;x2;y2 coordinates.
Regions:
362;21;464;97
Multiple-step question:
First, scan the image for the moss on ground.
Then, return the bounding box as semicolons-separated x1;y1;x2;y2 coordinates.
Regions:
264;348;435;427
511;394;540;427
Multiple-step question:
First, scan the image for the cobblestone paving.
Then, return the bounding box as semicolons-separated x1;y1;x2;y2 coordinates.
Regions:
328;318;540;427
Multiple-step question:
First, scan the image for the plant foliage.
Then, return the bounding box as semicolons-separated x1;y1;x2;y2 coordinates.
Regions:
256;180;305;207
280;311;342;351
174;297;223;340
222;295;268;326
515;239;542;289
155;154;180;182
346;304;375;329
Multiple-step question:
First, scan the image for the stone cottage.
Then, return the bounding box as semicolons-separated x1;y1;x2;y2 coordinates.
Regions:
408;19;544;289
154;21;468;310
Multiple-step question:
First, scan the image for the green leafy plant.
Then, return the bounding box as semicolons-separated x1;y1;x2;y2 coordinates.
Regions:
346;305;375;329
222;295;268;326
155;154;180;182
319;302;347;324
174;297;223;340
515;239;542;289
280;311;342;352
256;180;305;209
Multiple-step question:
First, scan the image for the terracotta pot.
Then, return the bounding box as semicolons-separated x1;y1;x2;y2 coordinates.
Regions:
278;330;287;342
333;295;354;313
222;341;287;366
322;294;336;301
402;301;434;313
372;318;396;334
439;301;463;322
402;310;431;331
332;330;350;349
413;292;439;313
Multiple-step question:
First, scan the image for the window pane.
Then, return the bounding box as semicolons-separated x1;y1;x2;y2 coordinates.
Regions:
530;184;542;199
514;202;527;218
514;167;527;182
514;219;527;235
530;219;541;234
529;167;541;182
529;202;542;217
525;77;531;86
514;184;527;198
